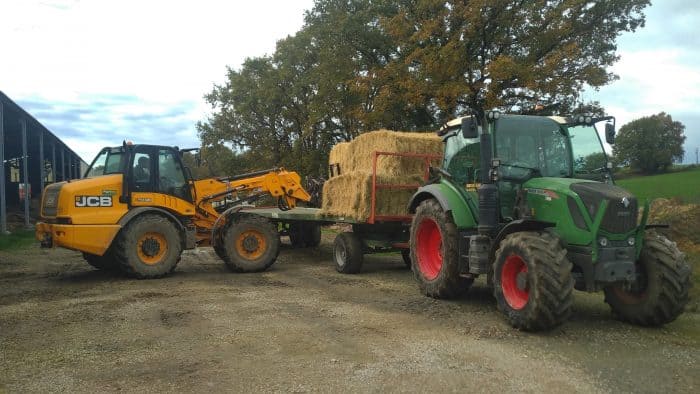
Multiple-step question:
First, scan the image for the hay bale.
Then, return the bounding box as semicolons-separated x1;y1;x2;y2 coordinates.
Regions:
319;172;423;221
329;130;442;177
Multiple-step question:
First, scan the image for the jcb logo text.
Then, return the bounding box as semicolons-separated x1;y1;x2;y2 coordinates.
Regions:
75;196;113;207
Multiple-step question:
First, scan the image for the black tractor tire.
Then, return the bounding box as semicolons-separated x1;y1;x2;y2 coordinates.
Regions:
114;214;183;279
604;232;691;326
222;214;280;273
333;232;364;274
493;231;574;331
401;249;412;269
289;222;322;248
82;251;118;271
410;199;472;299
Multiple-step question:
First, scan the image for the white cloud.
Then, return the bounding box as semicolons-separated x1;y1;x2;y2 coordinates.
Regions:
0;0;315;160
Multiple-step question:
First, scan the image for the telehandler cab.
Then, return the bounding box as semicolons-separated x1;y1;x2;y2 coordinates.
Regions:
36;142;312;278
408;113;691;330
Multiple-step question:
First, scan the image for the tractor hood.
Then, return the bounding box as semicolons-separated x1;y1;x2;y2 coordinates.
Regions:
521;177;639;244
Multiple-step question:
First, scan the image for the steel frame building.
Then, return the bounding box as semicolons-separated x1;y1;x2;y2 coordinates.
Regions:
0;91;87;233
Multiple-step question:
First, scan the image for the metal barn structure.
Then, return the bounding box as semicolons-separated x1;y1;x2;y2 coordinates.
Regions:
0;91;87;233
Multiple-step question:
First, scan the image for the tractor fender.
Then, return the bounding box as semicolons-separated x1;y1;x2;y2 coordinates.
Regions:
490;219;556;260
407;183;477;229
118;207;188;248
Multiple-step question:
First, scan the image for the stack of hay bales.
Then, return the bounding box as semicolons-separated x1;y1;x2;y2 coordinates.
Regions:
320;130;443;221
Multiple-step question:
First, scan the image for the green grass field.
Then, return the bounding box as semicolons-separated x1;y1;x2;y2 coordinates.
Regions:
0;230;37;252
616;168;700;204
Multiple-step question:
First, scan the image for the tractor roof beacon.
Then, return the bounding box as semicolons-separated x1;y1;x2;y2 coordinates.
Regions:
408;113;691;331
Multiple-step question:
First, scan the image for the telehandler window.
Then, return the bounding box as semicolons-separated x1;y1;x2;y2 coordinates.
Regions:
85;148;125;178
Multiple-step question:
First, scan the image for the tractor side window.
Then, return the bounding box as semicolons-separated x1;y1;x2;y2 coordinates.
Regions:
158;149;189;200
443;134;480;185
132;152;154;191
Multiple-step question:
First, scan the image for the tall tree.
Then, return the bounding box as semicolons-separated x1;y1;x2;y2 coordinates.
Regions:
613;113;686;174
198;0;649;176
380;0;648;121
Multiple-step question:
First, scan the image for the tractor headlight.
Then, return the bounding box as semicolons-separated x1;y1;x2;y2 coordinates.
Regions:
627;237;635;246
598;237;609;247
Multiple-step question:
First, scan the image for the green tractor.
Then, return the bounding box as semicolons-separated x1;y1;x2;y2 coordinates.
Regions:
408;112;691;331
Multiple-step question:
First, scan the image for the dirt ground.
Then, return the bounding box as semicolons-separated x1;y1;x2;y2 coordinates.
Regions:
1;233;698;393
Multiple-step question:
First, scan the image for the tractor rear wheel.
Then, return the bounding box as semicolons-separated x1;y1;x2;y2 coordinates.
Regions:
82;251;118;271
222;214;280;272
114;214;183;279
410;199;472;298
604;232;691;326
333;232;363;274
493;231;574;331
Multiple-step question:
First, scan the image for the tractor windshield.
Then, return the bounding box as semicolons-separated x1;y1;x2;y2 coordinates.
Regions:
493;116;571;179
85;147;125;178
566;124;609;177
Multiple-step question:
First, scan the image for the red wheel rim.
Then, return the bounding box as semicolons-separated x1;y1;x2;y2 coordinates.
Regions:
416;218;442;280
501;254;529;310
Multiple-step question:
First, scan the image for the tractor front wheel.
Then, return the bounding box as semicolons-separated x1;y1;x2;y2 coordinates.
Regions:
222;214;280;273
114;214;183;279
604;232;691;326
493;231;574;331
410;199;472;298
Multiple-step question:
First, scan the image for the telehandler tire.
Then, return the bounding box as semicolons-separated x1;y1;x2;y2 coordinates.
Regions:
82;251;118;271
114;214;183;279
493;231;574;331
604;232;691;326
410;199;472;298
222;214;280;273
333;232;363;274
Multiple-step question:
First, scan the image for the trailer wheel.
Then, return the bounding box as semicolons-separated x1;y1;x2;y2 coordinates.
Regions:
493;231;574;331
401;249;411;269
303;223;322;247
222;214;280;273
604;232;690;326
410;199;472;298
334;232;363;274
289;222;322;248
82;252;118;271
114;214;183;279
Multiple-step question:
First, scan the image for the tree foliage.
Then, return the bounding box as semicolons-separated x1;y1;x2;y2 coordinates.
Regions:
613;113;686;174
198;0;649;176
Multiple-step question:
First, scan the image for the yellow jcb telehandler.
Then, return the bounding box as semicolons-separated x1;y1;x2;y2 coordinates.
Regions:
35;142;312;278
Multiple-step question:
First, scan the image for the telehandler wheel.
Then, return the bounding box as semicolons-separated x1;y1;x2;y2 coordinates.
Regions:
493;231;574;331
289;222;322;248
114;214;183;279
222;214;280;273
82;252;118;271
410;199;472;298
604;232;691;326
333;232;363;274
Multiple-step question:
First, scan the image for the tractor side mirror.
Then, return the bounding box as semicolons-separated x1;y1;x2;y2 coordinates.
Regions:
462;117;478;139
605;123;615;145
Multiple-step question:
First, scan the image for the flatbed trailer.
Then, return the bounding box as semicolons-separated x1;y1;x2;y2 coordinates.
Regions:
240;151;440;273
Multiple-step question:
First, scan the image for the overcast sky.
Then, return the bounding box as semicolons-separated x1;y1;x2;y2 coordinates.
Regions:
1;0;698;164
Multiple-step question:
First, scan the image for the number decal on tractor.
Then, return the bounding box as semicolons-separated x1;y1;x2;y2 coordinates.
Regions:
75;196;113;207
